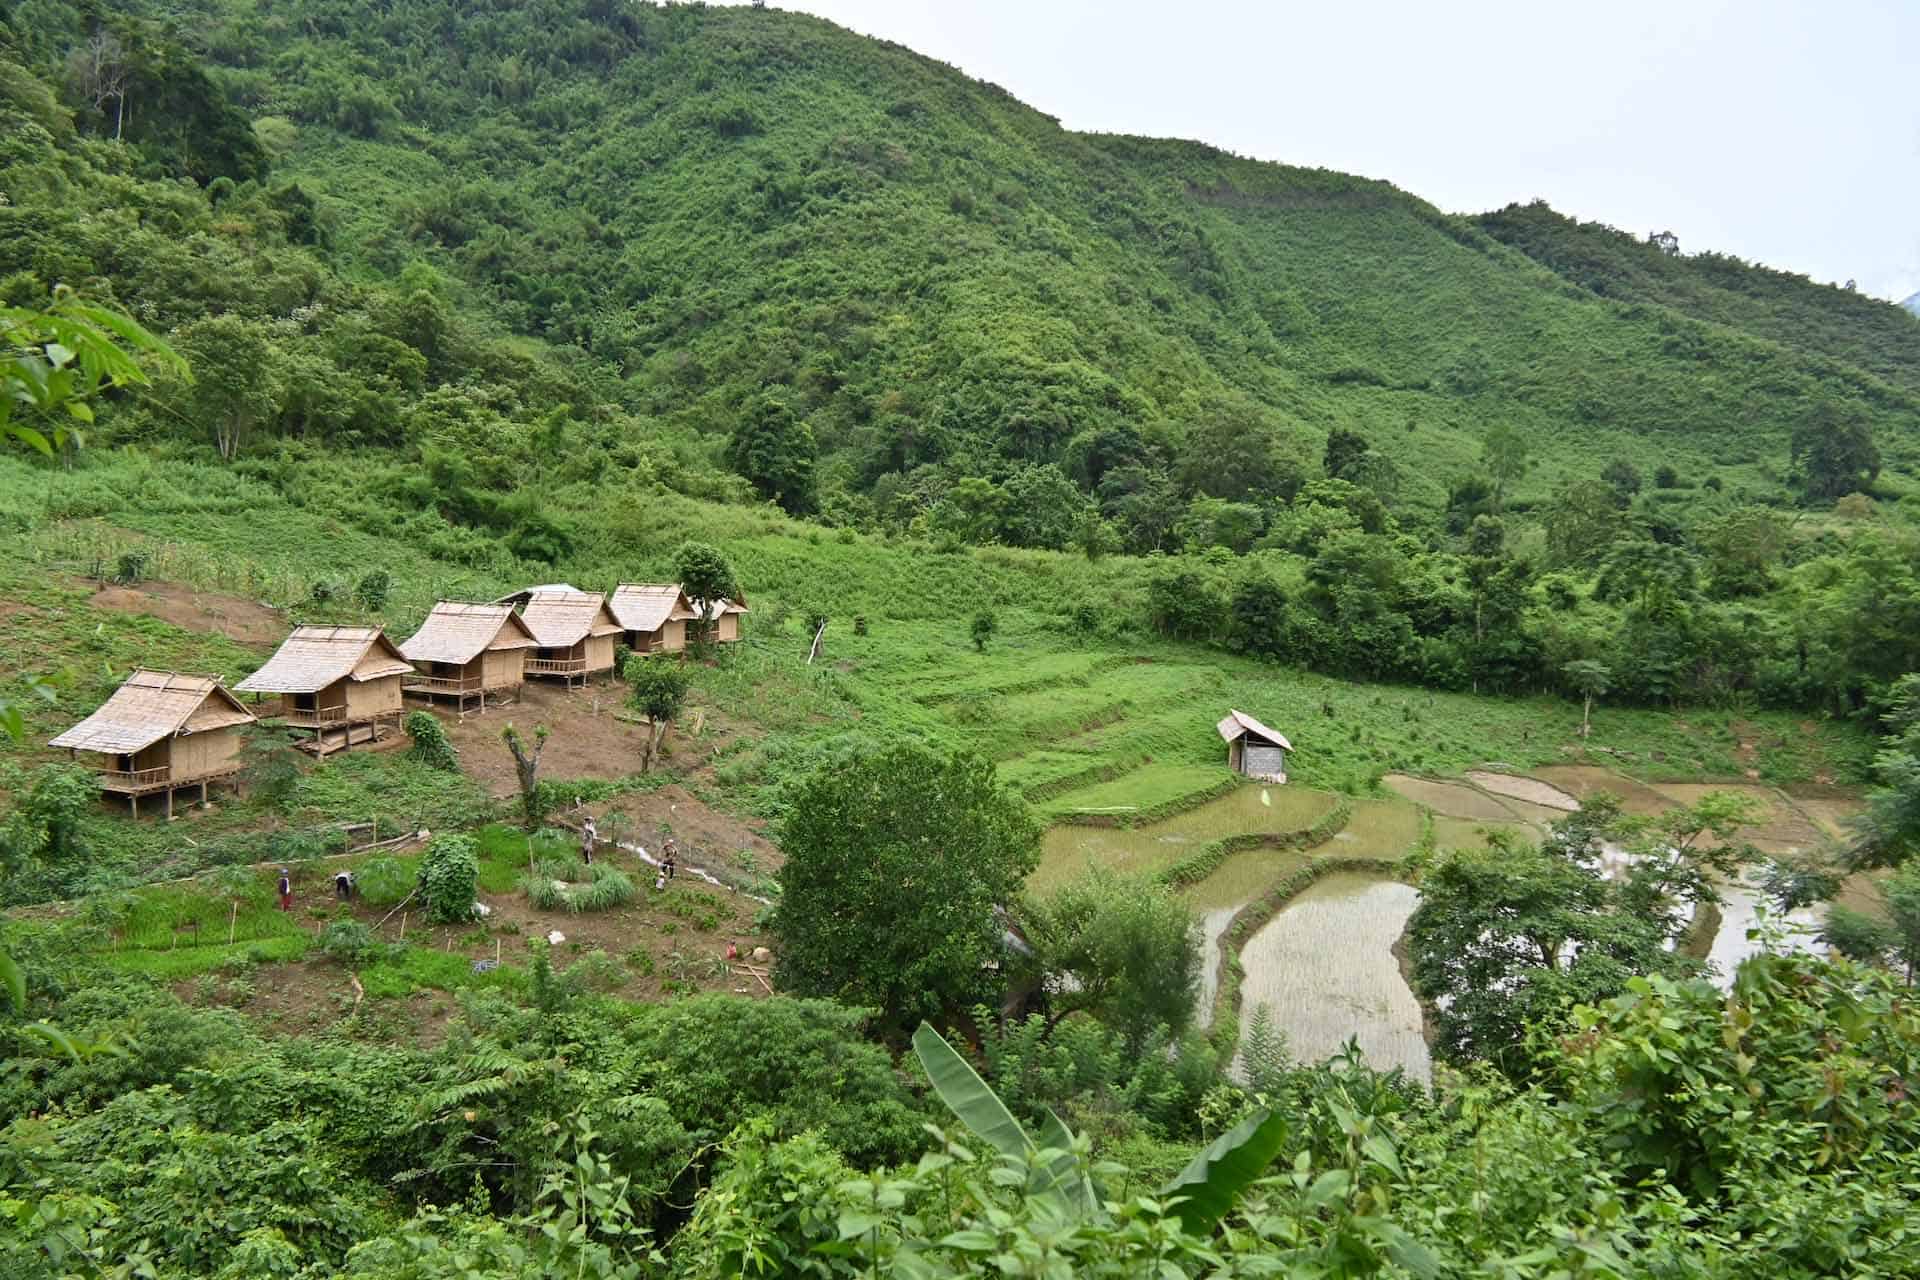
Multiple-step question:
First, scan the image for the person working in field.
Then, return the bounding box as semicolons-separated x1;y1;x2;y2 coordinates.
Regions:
581;815;597;866
661;838;677;882
278;868;292;912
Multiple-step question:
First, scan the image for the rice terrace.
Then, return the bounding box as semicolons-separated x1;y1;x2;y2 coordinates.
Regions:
4;0;1920;1273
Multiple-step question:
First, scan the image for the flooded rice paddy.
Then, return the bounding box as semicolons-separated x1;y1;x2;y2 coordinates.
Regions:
1033;783;1340;891
1038;763;1862;1081
1236;873;1430;1082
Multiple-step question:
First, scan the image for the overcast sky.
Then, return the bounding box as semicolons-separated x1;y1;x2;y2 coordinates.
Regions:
753;0;1920;303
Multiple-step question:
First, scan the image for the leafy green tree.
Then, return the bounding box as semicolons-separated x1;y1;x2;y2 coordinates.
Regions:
237;724;308;809
1322;426;1371;481
1230;574;1289;658
353;569;391;612
1791;399;1881;502
623;655;691;772
1019;868;1201;1046
772;744;1041;1032
173;313;277;460
726;395;817;515
1410;830;1693;1077
673;541;741;644
1542;479;1621;568
969;611;997;652
1697;505;1787;598
1480;423;1531;513
1600;458;1641;504
1851;674;1920;869
1563;659;1613;738
997;464;1088;550
1;764;94;879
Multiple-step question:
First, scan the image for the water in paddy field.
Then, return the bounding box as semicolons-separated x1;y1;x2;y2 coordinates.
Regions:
1237;872;1430;1083
1706;876;1827;988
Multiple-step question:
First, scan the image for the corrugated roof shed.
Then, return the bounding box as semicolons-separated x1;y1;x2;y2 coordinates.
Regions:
236;626;412;694
608;583;696;632
399;603;537;665
1216;709;1293;752
517;591;622;648
49;670;256;754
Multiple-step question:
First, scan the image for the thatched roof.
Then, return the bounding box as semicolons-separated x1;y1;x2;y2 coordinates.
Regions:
236;626;412;695
608;583;697;632
1217;709;1292;752
50;670;256;755
687;593;749;617
517;591;622;647
399;603;537;665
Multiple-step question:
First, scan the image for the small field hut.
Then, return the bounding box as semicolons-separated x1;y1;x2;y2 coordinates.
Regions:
48;670;257;817
399;602;537;714
1217;709;1292;783
686;593;750;644
235;625;412;756
515;590;623;687
608;584;697;655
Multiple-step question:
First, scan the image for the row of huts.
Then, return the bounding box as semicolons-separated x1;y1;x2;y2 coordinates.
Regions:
47;583;746;816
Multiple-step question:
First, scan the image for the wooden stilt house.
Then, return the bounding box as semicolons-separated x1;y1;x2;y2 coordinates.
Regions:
399;602;538;714
48;670;257;818
608;584;697;655
515;591;623;687
1217;709;1292;783
236;625;412;756
686;592;750;645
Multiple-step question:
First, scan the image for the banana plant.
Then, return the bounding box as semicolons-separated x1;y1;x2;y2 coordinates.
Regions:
913;1022;1290;1233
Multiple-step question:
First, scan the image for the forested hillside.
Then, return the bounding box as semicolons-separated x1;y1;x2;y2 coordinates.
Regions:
4;0;1919;536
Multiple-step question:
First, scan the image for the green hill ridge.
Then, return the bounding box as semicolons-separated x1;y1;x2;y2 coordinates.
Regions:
4;0;1918;540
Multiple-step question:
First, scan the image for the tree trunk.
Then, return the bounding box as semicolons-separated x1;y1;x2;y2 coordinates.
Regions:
1582;694;1593;738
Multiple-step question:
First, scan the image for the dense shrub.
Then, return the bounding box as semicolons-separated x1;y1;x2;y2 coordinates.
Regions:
417;834;478;923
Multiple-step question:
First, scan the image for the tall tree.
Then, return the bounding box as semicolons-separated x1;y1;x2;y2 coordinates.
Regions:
673;542;741;644
1791;399;1881;502
1564;659;1613;739
174;314;276;460
624;656;690;772
772;745;1041;1032
1480;423;1532;513
725;395;817;515
1019;868;1200;1046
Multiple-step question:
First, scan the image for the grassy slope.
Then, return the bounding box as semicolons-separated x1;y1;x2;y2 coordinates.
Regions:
2;451;1870;820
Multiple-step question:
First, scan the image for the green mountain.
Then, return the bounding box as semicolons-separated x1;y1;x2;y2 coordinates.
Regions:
4;0;1915;542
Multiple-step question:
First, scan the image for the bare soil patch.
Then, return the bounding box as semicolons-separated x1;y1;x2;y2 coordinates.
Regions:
81;578;285;647
441;683;756;800
1465;771;1580;811
441;681;651;797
